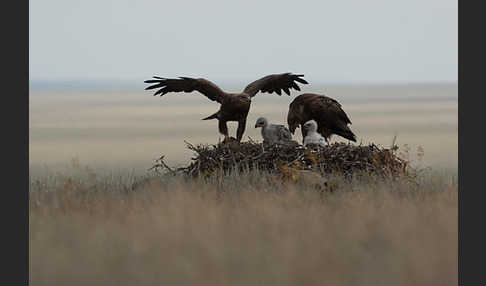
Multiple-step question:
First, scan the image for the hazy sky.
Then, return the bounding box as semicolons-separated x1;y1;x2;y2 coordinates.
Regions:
30;0;457;84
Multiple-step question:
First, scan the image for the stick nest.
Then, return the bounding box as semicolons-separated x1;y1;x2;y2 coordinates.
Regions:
150;139;409;179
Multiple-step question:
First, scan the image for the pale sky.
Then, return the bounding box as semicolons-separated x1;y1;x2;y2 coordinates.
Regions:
29;0;457;84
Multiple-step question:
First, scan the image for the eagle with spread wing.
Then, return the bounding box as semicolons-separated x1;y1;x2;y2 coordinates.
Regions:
144;73;308;142
287;93;357;144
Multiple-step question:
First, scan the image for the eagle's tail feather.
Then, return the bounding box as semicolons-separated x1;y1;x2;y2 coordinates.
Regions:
202;111;219;120
340;129;357;142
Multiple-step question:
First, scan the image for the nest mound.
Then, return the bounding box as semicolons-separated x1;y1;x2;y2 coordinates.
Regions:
152;139;409;179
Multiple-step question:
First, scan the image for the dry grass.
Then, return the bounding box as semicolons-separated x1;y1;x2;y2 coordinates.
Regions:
29;166;457;286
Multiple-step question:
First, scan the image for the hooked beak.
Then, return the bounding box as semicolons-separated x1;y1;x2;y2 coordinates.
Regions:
255;124;259;128
289;124;298;134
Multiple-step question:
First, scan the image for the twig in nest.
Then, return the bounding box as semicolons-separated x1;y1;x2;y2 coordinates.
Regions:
148;155;177;176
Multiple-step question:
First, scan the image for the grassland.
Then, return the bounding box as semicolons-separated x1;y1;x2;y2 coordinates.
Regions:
29;163;457;286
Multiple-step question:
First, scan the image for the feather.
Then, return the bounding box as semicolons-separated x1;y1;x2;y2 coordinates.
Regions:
283;87;290;95
294;77;308;84
242;73;308;97
144;79;161;83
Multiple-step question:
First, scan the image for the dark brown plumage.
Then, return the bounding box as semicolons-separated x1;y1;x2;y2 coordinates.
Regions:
144;73;308;142
287;93;356;144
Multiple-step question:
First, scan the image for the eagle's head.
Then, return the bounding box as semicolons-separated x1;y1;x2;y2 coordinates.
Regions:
303;120;318;132
287;105;304;134
288;121;299;134
255;117;268;128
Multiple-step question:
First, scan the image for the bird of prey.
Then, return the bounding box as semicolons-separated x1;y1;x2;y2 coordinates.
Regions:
287;93;356;144
144;73;308;142
302;120;327;147
254;117;292;145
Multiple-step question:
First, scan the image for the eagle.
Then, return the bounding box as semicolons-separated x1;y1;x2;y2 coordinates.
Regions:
302;120;326;147
254;117;292;145
287;93;356;144
144;73;308;142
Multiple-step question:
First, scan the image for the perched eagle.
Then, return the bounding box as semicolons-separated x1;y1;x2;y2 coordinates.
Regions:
144;73;308;142
254;117;292;145
303;120;326;147
287;93;356;144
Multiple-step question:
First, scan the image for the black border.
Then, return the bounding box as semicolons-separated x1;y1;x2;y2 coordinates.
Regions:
459;0;483;285
5;0;28;284
4;1;29;285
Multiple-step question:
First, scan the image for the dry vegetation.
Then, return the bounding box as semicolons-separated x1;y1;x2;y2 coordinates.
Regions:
29;143;457;286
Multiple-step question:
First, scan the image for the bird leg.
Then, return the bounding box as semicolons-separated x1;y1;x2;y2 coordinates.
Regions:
219;120;230;143
236;119;247;142
300;124;307;144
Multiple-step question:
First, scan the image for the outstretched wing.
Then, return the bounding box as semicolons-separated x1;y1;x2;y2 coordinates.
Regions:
144;76;227;103
243;73;308;97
